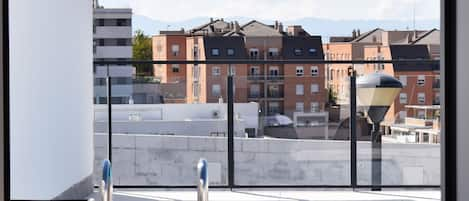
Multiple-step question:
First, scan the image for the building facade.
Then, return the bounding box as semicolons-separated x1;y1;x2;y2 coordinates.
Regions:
93;7;133;104
155;19;327;119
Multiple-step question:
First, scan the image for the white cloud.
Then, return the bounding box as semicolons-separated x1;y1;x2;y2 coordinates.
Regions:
99;0;439;22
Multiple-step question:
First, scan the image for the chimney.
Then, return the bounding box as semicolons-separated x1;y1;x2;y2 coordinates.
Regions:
352;29;357;39
274;20;279;30
278;23;284;33
221;18;224;22
287;25;302;36
210;18;214;23
414;30;419;40
234;21;241;33
357;29;361;36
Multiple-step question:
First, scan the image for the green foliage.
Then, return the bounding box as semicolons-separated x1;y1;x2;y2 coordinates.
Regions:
327;86;338;106
133;29;153;76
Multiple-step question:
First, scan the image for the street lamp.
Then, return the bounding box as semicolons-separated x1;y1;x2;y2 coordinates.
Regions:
356;73;402;190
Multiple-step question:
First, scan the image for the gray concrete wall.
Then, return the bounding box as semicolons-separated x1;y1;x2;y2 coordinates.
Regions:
94;134;440;186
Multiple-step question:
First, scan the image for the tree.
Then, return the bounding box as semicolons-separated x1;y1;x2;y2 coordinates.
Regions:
133;29;153;76
327;86;338;106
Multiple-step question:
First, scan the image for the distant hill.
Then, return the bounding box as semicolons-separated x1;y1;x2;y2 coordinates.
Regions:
133;15;439;42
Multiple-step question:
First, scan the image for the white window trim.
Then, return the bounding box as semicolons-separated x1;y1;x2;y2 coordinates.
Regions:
295;102;304;112
311;66;319;77
296;84;304;95
417;75;425;86
296;66;304;77
212;84;221;97
399;93;408;104
310;102;320;112
311;84;319;93
418;93;426;104
212;66;221;76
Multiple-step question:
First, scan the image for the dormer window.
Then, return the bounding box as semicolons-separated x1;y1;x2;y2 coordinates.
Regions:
227;48;235;56
211;48;220;56
308;48;317;55
294;48;303;56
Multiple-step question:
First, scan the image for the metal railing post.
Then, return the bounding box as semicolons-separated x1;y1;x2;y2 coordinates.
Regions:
106;65;112;163
101;159;113;201
227;65;235;189
348;66;357;190
197;159;209;201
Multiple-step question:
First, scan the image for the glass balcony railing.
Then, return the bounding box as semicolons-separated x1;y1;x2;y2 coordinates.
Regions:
93;59;440;188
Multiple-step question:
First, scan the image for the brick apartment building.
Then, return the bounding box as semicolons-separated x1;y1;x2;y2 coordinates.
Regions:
152;19;326;118
325;28;440;125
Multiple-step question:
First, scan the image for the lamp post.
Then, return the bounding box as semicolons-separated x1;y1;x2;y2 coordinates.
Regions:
356;73;402;191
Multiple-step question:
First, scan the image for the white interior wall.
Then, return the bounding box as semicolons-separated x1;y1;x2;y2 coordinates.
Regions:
9;0;93;199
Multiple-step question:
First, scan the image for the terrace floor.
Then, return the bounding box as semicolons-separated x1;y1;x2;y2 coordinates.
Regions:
90;189;440;201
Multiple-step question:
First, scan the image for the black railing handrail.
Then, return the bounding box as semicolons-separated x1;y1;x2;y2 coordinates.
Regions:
94;59;440;65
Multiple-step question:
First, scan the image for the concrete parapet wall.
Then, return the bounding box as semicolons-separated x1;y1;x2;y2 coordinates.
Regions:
94;134;440;186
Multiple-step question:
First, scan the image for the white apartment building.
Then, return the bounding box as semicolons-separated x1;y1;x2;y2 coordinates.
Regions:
93;5;133;104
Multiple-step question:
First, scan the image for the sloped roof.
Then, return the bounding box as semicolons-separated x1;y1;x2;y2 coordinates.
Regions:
352;28;384;42
190;19;231;35
389;45;439;71
203;36;247;59
239;20;283;37
282;36;324;59
411;28;440;44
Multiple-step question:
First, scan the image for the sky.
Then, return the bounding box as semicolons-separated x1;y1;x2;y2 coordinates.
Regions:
99;0;440;22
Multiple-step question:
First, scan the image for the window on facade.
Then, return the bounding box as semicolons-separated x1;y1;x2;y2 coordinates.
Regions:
330;69;334;80
250;66;260;76
250;84;260;97
268;48;279;57
434;92;441;104
417;75;425;86
171;44;180;56
268;85;280;97
193;83;199;97
399;75;407;86
399;93;408;104
193;44;199;58
269;66;279;76
172;64;180;73
295;102;304;112
296;84;304;95
294;48;303;56
418;93;426;104
418;110;426;119
116;19;131;26
227;48;235;56
308;48;317;55
249;48;259;58
296;66;304;76
212;66;221;76
399;111;407;119
311;66;319;77
229;66;236;76
211;48;220;56
311;102;320;112
212;84;221;97
192;65;200;80
311;84;319;93
268;102;280;114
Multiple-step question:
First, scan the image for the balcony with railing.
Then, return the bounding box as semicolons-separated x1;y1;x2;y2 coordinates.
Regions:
87;54;443;201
